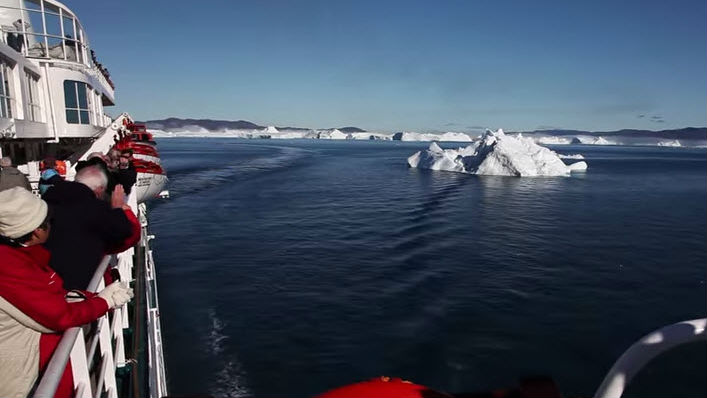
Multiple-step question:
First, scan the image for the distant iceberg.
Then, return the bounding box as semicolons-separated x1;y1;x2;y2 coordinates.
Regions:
657;139;682;147
318;129;348;140
348;132;392;140
575;135;616;145
558;153;585;160
533;136;575;145
408;129;587;177
393;131;472;142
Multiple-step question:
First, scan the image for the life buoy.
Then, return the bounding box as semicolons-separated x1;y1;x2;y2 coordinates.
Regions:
316;377;450;398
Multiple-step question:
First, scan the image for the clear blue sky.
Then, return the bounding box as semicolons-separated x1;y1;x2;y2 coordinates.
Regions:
70;0;705;132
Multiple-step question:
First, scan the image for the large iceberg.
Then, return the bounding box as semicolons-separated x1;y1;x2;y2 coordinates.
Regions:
407;129;587;177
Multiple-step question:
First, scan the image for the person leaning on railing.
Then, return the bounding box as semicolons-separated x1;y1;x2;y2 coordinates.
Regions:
42;164;140;291
0;188;133;398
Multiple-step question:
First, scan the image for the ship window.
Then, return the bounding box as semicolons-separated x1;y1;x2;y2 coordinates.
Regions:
22;0;42;11
64;80;90;124
0;60;13;119
25;71;41;122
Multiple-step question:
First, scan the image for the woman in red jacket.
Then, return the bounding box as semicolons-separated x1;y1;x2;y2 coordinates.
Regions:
0;187;133;398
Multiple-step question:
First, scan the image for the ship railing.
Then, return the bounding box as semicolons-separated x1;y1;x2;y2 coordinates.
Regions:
594;318;706;398
33;192;168;398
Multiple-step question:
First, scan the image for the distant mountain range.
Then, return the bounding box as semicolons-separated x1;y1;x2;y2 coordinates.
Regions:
143;117;705;140
513;127;706;140
143;118;367;133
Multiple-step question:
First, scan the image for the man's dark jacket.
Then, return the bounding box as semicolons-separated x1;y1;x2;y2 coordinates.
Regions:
42;181;133;290
117;164;137;195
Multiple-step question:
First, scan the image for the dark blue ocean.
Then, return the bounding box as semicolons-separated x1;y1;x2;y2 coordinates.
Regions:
148;139;706;397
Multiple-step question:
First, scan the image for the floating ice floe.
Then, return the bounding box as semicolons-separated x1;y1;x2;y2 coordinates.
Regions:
657;139;682;147
557;153;585;160
575;135;616;145
348;132;392;140
532;136;575;145
393;131;472;142
407;129;588;176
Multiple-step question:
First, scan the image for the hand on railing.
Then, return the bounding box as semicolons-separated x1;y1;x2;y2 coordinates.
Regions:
97;281;134;309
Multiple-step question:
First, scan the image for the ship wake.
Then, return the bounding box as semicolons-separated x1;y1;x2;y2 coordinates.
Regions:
205;308;250;398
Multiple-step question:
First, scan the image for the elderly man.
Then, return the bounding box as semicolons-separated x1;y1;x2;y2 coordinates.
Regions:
0;187;133;397
0;157;32;192
43;165;140;290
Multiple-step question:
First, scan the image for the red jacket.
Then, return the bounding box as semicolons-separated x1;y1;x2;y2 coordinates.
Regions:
106;207;141;254
0;244;109;397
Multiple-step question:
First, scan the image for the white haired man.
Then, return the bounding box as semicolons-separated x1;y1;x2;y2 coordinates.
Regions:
0;187;133;397
42;165;140;290
0;157;32;192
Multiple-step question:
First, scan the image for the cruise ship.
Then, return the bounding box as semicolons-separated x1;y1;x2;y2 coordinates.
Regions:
0;0;168;397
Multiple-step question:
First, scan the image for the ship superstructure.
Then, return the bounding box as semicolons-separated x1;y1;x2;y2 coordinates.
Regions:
0;0;167;200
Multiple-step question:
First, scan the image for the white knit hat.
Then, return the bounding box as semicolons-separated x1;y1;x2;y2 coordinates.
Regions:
0;187;48;239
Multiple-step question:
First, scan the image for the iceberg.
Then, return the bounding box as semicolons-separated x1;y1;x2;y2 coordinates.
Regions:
558;153;585;160
317;129;349;140
407;129;588;177
393;131;472;142
533;136;574;145
657;139;682;147
576;135;616;145
348;132;392;140
262;125;279;134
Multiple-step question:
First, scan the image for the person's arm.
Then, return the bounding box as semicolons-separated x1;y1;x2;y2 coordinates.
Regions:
1;284;108;331
105;207;141;254
91;185;134;245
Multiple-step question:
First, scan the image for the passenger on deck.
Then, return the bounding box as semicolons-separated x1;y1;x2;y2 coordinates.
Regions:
106;149;123;195
0;157;32;192
117;150;137;195
43;165;140;290
3;19;29;53
75;152;116;197
38;168;64;195
0;187;134;398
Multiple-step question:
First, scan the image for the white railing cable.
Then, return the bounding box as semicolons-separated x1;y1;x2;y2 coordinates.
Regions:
32;255;112;398
594;318;707;398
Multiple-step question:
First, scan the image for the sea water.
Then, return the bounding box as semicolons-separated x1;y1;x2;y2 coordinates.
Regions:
149;139;706;397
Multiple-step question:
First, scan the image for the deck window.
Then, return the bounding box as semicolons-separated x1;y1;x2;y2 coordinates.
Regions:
0;61;13;118
64;80;90;124
25;71;41;122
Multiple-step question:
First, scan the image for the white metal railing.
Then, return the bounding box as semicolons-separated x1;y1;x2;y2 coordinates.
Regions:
140;203;169;398
33;194;137;398
33;194;168;398
594;318;707;398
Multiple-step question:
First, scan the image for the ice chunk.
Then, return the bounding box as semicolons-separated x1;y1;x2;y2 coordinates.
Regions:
407;129;588;177
533;136;574;145
262;126;280;134
657;139;681;147
394;131;472;142
576;136;616;145
558;153;585;159
317;129;349;140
